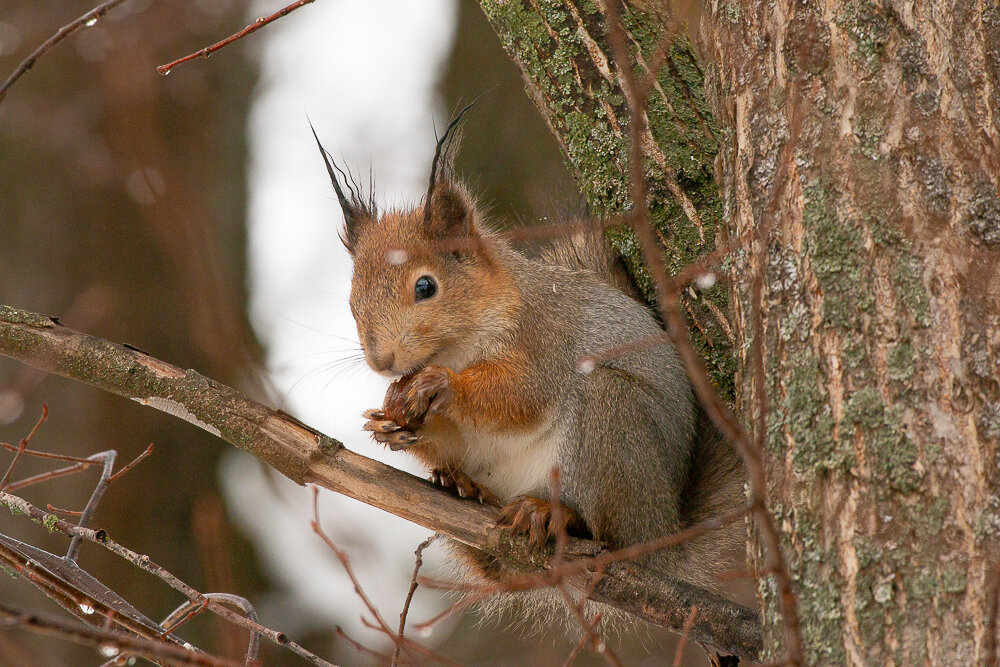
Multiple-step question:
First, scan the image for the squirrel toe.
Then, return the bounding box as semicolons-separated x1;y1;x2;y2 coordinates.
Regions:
431;468;498;506
498;496;589;550
373;430;420;450
363;419;401;433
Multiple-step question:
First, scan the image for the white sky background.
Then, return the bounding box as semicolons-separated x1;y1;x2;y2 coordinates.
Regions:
228;0;459;651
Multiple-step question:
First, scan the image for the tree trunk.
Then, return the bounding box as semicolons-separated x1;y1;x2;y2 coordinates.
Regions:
702;0;1000;663
480;0;1000;663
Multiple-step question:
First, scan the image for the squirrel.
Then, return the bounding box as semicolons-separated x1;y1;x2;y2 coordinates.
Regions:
309;122;745;607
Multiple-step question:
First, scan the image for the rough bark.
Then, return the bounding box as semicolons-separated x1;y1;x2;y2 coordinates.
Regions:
702;0;1000;663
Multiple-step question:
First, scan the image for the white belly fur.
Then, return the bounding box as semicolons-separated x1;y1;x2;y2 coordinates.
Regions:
454;416;562;504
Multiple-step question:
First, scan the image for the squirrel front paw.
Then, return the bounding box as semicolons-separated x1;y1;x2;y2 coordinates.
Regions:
431;468;498;506
384;366;453;425
497;496;590;550
362;408;420;451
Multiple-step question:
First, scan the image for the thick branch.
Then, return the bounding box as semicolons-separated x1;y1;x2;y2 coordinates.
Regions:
0;304;761;660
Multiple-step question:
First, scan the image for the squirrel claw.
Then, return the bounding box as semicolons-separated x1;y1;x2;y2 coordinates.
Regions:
431;468;498;506
363;419;401;433
373;430;420;450
497;496;588;550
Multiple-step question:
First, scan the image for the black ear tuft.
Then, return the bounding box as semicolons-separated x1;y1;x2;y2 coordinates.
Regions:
309;120;376;253
423;96;482;227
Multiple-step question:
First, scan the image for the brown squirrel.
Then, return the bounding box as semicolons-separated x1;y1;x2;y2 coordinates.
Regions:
310;123;745;601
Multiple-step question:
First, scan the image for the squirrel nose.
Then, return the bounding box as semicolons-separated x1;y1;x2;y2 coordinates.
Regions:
371;351;395;373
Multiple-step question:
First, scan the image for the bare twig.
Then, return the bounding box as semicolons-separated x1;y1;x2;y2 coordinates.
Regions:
672;605;699;667
0;1;130;104
0;601;236;666
548;470;620;667
65;450;116;562
311;487;455;666
0;488;333;667
7;462;92;494
334;625;392;662
44;504;83;516
0;404;49;488
156;0;317;75
108;444;154;482
391;534;438;667
560;614;602;667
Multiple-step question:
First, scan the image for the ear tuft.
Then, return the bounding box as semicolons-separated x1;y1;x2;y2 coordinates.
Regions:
309;120;376;254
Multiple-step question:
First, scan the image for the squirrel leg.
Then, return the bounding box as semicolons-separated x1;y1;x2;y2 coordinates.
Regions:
497;496;590;550
563;367;690;554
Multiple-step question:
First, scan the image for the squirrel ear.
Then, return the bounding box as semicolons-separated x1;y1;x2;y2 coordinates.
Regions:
309;121;375;255
425;182;479;248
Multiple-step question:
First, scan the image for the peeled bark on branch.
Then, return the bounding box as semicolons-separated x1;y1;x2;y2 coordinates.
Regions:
0;304;762;661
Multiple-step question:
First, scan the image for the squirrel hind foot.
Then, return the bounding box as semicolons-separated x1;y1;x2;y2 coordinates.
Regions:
497;496;591;550
431;468;499;506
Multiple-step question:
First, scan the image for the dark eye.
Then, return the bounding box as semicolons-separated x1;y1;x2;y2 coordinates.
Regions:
414;275;437;301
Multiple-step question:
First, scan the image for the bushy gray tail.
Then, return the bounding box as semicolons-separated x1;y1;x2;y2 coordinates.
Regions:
536;229;644;303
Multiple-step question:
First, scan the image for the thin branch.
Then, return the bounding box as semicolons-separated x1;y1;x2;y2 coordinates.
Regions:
334;625;392;662
391;534;438;667
108;444;154;482
311;487;451;667
6;462;91;494
0;601;235;666
45;504;83;516
549;470;619;667
672;605;698;667
560;614;601;667
0;0;130;104
156;0;317;75
0;404;48;488
0;489;333;667
66;450;116;562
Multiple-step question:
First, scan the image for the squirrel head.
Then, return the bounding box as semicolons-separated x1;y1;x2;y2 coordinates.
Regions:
344;181;517;377
310;120;517;377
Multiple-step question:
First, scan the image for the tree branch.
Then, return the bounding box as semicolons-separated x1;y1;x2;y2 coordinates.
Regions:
0;0;131;105
0;304;761;660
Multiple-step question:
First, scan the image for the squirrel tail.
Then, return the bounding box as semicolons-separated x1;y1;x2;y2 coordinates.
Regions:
682;410;746;527
536;228;645;303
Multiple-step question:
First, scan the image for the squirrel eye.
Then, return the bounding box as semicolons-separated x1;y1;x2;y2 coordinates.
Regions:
414;275;437;301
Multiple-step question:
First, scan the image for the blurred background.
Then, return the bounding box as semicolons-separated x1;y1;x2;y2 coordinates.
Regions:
0;0;712;663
